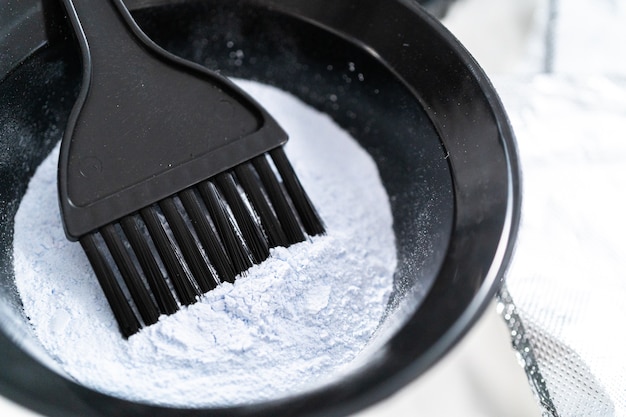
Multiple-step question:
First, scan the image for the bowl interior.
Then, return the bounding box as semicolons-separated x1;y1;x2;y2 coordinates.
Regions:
0;1;517;416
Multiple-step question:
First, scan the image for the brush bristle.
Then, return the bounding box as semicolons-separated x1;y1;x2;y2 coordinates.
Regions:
80;150;325;337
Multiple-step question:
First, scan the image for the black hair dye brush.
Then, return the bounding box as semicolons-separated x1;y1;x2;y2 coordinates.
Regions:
58;0;325;338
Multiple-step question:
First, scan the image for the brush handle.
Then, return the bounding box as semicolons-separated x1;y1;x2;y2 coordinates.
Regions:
58;0;288;240
60;0;147;71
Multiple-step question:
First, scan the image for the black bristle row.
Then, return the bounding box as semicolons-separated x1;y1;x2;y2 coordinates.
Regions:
80;151;325;337
269;147;326;236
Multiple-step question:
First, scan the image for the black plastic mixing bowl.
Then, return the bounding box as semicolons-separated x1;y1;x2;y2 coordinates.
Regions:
0;0;520;416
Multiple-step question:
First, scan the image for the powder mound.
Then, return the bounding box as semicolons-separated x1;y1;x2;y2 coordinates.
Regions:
13;80;397;407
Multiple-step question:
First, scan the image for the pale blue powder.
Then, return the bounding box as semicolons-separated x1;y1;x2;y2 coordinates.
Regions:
13;81;397;407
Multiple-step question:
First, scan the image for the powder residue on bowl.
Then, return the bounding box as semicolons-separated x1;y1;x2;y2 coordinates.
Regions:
13;80;397;407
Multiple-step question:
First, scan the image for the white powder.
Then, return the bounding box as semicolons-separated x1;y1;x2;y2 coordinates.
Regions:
13;80;396;408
